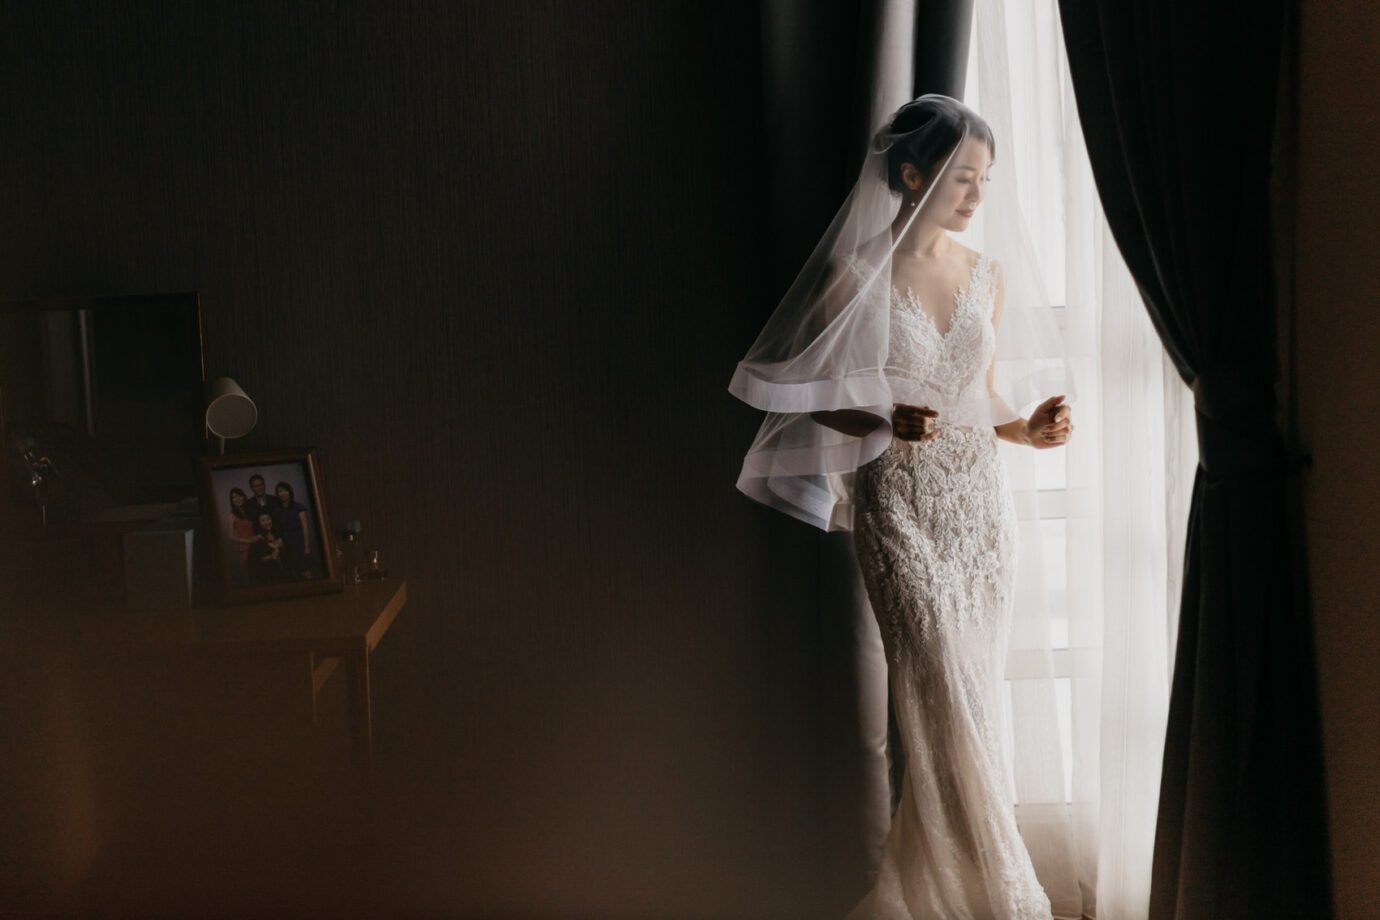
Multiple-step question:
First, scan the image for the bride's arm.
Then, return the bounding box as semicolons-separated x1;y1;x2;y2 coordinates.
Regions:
811;408;887;437
807;257;937;441
994;417;1032;446
986;262;1033;446
807;259;890;438
986;263;1074;448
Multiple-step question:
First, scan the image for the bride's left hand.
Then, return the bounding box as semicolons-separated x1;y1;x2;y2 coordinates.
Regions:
1026;395;1073;449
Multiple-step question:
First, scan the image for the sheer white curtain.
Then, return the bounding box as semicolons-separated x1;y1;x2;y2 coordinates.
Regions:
964;1;1198;916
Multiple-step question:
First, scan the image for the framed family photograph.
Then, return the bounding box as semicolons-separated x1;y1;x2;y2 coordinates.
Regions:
197;448;338;604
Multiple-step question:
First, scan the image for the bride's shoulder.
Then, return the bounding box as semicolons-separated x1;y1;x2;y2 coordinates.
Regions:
832;251;874;279
834;231;895;277
954;244;1003;284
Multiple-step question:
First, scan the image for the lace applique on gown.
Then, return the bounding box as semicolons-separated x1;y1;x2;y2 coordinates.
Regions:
845;253;1051;920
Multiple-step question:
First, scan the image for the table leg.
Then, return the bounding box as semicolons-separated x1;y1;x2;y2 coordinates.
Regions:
309;651;341;729
344;648;373;770
308;651;320;727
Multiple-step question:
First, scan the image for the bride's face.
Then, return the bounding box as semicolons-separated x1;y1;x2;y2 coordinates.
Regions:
911;136;993;232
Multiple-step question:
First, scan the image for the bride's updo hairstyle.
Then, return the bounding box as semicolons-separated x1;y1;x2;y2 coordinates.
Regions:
878;95;996;195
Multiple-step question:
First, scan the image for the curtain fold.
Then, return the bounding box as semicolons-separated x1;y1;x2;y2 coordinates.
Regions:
911;0;974;98
1056;1;1331;916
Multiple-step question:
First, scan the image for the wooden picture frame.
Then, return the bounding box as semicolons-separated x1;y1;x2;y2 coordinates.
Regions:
197;448;339;604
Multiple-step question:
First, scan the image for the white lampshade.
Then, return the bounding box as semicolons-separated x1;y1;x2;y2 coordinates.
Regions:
205;376;257;440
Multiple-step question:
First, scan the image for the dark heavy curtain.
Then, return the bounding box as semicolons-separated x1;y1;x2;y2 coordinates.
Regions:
758;6;900;910
1057;1;1331;917
758;0;972;282
912;0;973;98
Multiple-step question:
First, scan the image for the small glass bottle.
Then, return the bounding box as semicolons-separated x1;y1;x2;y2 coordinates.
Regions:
357;548;387;582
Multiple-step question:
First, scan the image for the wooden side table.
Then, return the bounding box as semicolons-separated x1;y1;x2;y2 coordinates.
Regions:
1;560;407;913
185;577;408;770
2;571;407;772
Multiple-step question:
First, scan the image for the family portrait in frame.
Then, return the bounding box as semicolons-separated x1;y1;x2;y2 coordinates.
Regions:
198;448;338;604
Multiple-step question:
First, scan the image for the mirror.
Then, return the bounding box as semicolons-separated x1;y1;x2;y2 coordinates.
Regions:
0;293;206;527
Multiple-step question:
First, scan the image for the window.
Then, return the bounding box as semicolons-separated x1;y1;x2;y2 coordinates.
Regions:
962;0;1197;912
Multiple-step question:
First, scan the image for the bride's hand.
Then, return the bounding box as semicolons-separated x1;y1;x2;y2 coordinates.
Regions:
893;404;940;442
1026;395;1073;449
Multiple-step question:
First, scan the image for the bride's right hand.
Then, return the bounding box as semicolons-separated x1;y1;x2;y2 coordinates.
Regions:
893;404;940;441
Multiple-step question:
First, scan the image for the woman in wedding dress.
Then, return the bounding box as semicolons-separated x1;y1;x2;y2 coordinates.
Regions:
729;97;1072;919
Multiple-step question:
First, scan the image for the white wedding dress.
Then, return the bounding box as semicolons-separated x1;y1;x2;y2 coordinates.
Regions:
845;253;1051;919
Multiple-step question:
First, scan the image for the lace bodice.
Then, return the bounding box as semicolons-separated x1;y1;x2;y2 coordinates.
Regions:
846;252;999;408
889;254;997;401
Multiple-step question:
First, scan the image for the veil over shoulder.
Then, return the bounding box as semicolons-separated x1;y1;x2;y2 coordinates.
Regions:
728;95;1072;531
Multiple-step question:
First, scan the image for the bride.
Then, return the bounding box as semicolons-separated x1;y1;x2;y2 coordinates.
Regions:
729;96;1072;919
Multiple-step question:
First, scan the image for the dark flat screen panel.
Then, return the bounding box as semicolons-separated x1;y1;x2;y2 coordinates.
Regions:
0;294;205;520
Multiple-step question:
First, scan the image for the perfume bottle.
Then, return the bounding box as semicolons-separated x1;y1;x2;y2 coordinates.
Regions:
357;548;387;582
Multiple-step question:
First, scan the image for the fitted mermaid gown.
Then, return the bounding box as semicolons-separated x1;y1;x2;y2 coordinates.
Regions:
845;254;1050;919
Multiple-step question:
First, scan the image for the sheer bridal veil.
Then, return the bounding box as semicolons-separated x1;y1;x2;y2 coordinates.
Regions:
728;94;1073;532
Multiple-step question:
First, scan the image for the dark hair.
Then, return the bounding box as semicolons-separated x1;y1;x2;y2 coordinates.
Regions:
249;474;265;486
275;481;295;504
884;96;995;195
229;486;249;519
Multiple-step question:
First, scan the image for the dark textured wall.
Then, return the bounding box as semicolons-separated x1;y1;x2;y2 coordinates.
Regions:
1297;1;1380;915
0;2;843;915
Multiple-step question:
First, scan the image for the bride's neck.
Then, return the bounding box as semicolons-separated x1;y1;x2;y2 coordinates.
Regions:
890;214;950;259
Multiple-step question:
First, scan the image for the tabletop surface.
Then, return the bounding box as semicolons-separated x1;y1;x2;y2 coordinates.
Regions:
187;577;408;652
2;575;408;654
